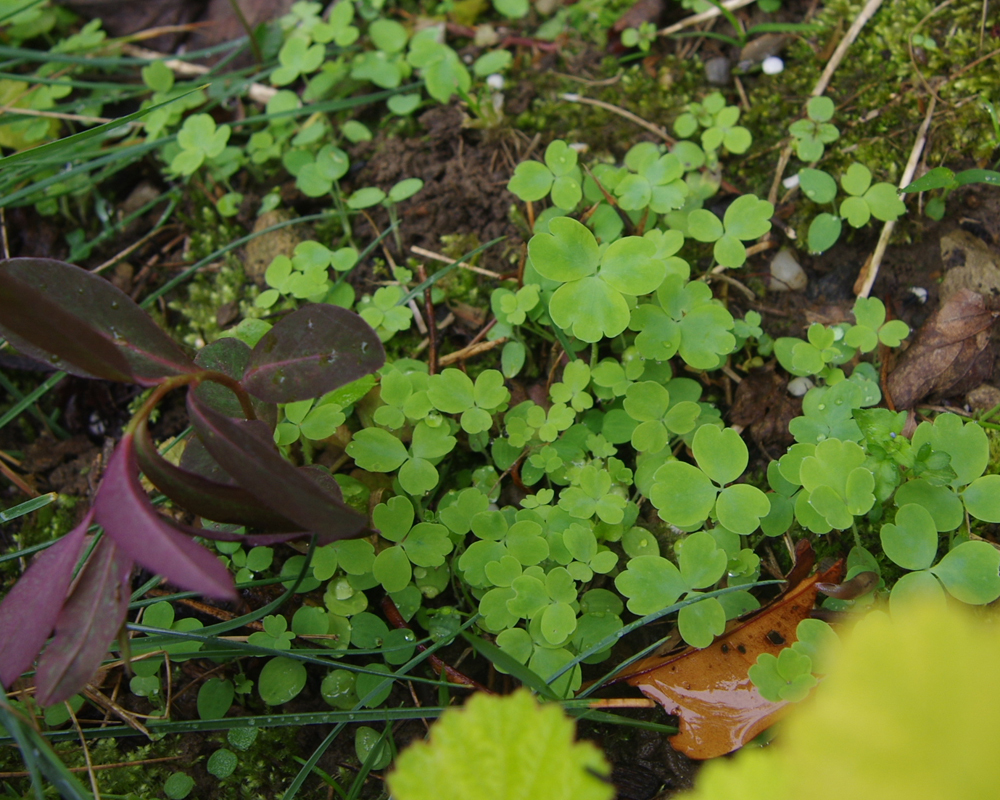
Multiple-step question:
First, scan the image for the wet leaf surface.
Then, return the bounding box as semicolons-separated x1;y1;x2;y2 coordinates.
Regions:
35;537;133;706
134;419;314;536
0;512;90;688
0;258;196;384
887;289;999;409
94;434;237;600
187;392;369;542
194;338;276;429
242;304;385;403
617;545;843;759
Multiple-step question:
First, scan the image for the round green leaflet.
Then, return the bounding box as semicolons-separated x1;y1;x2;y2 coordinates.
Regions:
649;461;717;527
929;541;1000;604
799;169;838;204
164;773;194;800
964;474;1000;522
528;217;600;282
693;425;748;485
508;161;553;202
880;504;939;571
614;555;687;615
677;531;728;588
258;657;307;706
549;276;630;342
207;748;238;780
716;484;771;535
678;597;726;649
889;570;946;613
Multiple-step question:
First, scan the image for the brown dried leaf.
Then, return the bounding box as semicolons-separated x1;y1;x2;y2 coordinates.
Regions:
618;546;842;760
887;289;999;409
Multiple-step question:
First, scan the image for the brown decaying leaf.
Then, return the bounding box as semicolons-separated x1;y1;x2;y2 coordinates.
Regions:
887;288;999;409
617;546;843;760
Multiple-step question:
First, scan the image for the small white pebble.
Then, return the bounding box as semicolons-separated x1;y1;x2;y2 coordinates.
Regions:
910;287;929;303
486;73;504;91
783;173;800;189
788;376;815;397
769;247;808;292
762;56;784;75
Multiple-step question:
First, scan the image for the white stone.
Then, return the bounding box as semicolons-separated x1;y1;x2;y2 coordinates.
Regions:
788;376;815;397
910;287;928;303
486;74;504;91
769;248;808;292
762;56;784;75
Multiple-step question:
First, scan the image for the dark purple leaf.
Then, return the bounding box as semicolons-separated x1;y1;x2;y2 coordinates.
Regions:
94;434;236;600
134;419;313;535
187;391;369;543
0;512;90;688
194;338;277;429
35;537;133;706
0;258;197;385
242;304;384;403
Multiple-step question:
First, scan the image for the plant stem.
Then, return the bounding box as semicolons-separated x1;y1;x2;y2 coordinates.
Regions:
225;0;264;64
125;370;257;437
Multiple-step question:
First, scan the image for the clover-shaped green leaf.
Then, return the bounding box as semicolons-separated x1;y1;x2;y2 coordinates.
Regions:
880;503;939;571
911;413;988;488
749;648;818;702
614;555;687;615
799;169;838;204
528;217;599;282
172;114;231;175
928;541;1000;604
677;596;726;648
844;297;910;352
798;438;875;529
272;35;325;86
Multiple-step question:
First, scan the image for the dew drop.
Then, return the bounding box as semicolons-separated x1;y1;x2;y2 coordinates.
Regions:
347;714;356;721
361;342;368;353
77;287;85;294
48;354;60;364
817;404;826;410
834;399;843;405
110;301;119;310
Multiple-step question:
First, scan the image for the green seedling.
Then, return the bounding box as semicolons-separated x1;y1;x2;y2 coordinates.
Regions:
789;96;840;162
508;140;585;212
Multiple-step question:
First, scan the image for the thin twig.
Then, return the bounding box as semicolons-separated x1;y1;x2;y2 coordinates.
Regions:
90;225;177;275
122;44;276;104
0;756;183;779
561;94;674;145
69;703;101;799
854;94;936;297
438;337;507;367
658;0;755;36
410;245;503;278
416;264;438;375
0;106;112;124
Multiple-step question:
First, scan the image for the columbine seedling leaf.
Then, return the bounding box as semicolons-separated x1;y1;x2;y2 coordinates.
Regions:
880;503;938;571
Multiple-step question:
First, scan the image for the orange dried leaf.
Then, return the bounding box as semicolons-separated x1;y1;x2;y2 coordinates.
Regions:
618;558;843;760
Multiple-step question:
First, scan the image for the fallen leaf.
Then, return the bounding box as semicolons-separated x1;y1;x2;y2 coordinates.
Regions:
886;288;999;409
616;542;843;759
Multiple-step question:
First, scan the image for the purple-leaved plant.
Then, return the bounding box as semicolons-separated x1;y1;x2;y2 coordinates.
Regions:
0;258;384;705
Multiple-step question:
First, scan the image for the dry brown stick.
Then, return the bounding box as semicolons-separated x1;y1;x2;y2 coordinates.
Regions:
122;44;277;105
767;0;886;205
0;756;184;779
410;245;503;278
658;0;755;36
91;225;177;275
69;703;101;799
416;263;438;375
438;337;507;367
587;698;657;709
854;94;936;297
